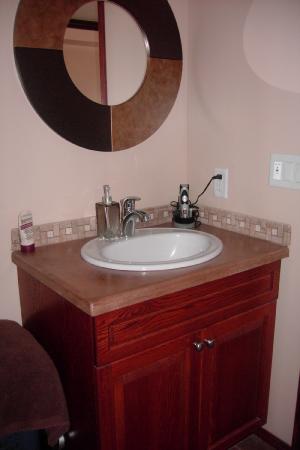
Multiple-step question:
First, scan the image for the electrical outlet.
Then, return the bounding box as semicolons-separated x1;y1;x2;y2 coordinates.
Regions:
214;168;229;198
270;154;300;189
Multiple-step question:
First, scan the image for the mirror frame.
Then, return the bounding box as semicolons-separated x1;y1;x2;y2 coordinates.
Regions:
14;0;182;152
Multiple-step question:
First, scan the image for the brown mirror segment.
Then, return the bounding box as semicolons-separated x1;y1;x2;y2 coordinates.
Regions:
14;0;182;152
113;0;182;59
14;47;112;151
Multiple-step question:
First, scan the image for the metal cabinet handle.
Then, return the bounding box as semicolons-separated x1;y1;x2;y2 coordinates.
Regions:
204;338;215;349
193;341;205;352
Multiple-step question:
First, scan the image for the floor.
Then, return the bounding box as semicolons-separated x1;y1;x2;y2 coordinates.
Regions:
230;434;276;450
0;433;280;450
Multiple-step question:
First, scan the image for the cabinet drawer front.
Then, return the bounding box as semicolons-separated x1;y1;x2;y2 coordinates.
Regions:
94;262;280;365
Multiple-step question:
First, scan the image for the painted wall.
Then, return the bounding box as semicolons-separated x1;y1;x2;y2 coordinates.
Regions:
2;0;299;444
187;0;300;444
0;0;188;320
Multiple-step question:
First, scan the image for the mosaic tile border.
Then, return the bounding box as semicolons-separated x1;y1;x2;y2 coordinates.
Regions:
197;205;291;246
11;204;291;252
10;206;173;252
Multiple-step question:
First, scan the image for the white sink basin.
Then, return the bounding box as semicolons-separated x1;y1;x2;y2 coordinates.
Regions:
81;228;223;271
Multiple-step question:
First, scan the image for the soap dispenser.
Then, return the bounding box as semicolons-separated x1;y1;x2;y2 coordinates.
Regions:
96;185;120;239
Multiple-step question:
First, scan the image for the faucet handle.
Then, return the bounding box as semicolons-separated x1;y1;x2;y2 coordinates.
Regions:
120;197;141;215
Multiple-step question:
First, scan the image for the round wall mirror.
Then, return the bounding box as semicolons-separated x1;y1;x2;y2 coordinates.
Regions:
14;0;182;152
63;1;148;105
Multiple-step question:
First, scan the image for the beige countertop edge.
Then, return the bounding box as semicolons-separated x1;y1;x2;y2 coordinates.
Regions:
11;254;93;314
87;248;288;316
12;246;288;317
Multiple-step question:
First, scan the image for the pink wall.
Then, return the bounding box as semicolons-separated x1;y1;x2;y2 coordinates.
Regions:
0;0;188;319
187;0;300;444
1;0;299;444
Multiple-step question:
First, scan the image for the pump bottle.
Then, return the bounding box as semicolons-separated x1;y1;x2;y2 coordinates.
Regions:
95;185;120;239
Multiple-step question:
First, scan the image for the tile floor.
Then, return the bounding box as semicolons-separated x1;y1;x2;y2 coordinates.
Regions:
230;434;276;449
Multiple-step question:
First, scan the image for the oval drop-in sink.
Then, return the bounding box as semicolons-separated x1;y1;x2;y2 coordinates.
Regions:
81;228;223;271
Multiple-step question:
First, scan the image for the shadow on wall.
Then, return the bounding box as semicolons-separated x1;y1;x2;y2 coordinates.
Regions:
243;0;300;93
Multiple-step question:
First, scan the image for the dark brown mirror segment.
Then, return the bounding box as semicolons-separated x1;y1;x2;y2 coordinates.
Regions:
14;0;182;152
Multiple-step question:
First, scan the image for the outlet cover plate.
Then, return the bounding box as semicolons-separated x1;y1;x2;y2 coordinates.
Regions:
214;168;229;198
270;154;300;189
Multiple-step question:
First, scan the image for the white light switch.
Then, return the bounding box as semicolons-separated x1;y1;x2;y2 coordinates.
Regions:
295;164;300;183
273;161;282;180
270;154;300;189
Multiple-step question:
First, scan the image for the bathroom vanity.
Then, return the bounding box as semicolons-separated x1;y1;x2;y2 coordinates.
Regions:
12;225;288;450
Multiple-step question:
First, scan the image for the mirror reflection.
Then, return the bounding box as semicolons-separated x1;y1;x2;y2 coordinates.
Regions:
63;0;148;106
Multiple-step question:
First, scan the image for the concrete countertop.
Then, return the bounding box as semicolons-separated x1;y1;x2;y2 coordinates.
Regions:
12;224;289;317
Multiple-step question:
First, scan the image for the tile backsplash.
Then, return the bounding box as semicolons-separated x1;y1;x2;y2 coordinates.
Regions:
11;204;291;251
197;205;291;246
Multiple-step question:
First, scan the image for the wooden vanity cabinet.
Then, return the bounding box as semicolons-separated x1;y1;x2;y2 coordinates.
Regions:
16;261;280;450
96;303;275;450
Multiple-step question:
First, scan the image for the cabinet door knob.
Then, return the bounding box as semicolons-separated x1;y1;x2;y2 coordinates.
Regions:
204;338;215;349
193;341;204;352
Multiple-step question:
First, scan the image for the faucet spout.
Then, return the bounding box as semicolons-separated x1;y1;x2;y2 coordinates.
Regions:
120;196;150;237
122;210;149;237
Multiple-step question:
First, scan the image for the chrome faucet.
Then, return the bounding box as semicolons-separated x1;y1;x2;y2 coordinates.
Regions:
120;197;149;237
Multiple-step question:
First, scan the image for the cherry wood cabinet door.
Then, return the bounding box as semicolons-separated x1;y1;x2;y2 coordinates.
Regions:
96;334;199;450
198;302;276;450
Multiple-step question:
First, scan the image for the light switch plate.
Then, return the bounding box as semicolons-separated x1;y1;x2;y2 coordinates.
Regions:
270;154;300;189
